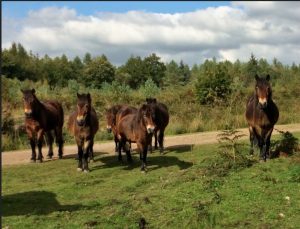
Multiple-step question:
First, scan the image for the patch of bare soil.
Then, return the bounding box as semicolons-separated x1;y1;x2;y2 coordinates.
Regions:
2;124;300;166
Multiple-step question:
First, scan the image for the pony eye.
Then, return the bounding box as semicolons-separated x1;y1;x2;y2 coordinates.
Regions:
85;105;89;108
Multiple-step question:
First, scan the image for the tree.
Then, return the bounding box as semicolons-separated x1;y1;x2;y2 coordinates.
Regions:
83;52;92;66
122;54;146;89
178;60;191;86
139;78;161;98
143;53;166;87
71;56;84;83
83;54;115;88
163;60;180;88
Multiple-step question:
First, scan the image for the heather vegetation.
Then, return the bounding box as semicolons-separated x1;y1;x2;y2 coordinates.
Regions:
2;42;300;151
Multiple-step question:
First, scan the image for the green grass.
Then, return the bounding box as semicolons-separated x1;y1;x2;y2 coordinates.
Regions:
2;133;300;229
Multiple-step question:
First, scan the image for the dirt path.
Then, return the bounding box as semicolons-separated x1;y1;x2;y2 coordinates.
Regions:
2;124;300;166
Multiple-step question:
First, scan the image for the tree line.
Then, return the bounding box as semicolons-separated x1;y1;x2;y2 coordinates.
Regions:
2;42;300;105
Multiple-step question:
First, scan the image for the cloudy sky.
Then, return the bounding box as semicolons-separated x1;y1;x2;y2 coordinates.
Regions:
2;1;300;67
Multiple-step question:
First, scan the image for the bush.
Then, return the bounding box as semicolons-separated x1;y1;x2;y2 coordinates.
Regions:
194;63;232;105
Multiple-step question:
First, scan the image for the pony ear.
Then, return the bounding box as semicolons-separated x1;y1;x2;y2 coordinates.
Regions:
20;89;25;94
104;108;108;112
142;104;147;109
146;98;149;102
87;93;91;100
255;74;259;81
266;74;270;81
77;92;81;98
32;88;35;94
153;98;157;103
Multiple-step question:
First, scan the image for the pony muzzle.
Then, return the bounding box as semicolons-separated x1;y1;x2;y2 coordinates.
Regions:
147;125;155;134
106;126;112;133
24;109;32;118
25;112;32;118
258;101;268;108
77;117;86;126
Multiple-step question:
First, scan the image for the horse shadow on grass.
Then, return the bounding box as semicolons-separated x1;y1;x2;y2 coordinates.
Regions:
90;145;194;172
2;191;83;217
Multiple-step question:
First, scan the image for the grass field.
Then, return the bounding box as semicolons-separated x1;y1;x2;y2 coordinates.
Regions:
2;132;300;229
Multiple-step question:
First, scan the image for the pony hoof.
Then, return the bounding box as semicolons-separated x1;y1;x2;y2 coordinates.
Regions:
84;169;90;173
36;159;43;163
46;155;52;159
141;170;147;174
58;155;63;159
77;168;83;172
259;159;265;163
30;159;36;163
89;159;94;163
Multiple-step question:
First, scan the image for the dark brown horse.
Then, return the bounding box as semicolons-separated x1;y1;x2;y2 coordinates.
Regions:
104;104;137;153
20;89;64;162
116;104;155;173
68;93;99;172
146;98;169;155
245;74;279;162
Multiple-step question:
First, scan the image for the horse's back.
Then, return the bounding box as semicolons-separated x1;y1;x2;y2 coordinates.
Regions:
157;103;169;126
117;113;136;142
116;106;138;124
42;100;64;128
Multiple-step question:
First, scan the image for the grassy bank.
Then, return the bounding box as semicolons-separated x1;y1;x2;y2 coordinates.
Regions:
2;132;300;228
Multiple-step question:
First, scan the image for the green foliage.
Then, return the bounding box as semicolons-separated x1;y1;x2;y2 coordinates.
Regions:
139;78;161;98
194;62;232;105
217;128;246;162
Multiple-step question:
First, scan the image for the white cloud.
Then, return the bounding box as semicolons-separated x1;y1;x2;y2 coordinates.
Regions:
2;2;300;67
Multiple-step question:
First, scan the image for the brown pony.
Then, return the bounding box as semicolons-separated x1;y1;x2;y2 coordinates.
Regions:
146;98;169;155
68;93;99;172
104;104;137;153
245;74;279;162
116;104;155;173
20;89;64;162
114;105;138;162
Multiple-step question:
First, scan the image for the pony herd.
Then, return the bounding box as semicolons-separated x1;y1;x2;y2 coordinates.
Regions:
21;89;169;173
20;74;279;173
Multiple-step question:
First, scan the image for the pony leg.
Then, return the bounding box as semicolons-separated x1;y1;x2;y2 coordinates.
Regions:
45;132;54;159
83;140;90;173
257;139;265;162
36;130;44;163
249;126;254;156
114;135;119;155
89;139;94;163
125;142;133;163
138;143;147;173
265;128;273;161
158;129;165;155
77;141;83;171
154;130;158;150
27;130;36;162
148;140;153;154
55;127;63;159
118;141;123;163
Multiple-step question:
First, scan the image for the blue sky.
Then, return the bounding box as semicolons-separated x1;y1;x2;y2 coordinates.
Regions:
2;1;232;18
2;1;300;67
